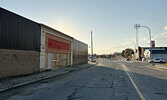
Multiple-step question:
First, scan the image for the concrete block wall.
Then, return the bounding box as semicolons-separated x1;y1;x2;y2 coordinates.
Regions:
73;55;88;66
0;49;40;79
72;39;88;66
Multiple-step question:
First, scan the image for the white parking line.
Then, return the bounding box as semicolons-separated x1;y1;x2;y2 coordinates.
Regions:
122;64;146;100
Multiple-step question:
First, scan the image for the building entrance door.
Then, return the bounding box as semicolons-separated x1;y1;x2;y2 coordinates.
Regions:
47;53;52;69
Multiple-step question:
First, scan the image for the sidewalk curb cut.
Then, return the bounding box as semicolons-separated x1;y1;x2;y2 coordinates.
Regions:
0;64;96;93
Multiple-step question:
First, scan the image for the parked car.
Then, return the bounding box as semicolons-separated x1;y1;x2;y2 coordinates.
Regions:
88;56;96;62
91;59;96;62
127;58;130;61
148;58;165;63
88;56;91;61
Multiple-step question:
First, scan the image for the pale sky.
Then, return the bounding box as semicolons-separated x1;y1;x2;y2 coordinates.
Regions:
1;0;167;54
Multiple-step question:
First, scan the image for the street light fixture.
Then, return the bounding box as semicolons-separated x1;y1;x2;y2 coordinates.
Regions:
136;24;152;47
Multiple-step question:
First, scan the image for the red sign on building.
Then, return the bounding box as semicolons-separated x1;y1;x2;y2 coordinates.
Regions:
48;38;70;50
45;33;71;53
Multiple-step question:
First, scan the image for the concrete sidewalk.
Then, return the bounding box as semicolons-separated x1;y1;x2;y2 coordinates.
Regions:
0;62;97;93
149;63;167;70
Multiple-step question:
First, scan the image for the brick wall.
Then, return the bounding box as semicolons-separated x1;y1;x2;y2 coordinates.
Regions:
0;49;40;79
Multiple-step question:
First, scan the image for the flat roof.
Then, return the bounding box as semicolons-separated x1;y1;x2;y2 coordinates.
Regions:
141;47;167;48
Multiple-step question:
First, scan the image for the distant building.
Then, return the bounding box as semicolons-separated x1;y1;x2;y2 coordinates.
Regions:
134;46;167;61
144;49;167;61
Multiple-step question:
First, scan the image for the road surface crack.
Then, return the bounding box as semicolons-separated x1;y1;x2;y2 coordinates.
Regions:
67;87;84;100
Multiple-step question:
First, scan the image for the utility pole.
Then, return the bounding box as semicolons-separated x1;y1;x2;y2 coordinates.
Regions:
134;24;139;47
134;24;139;61
91;31;93;62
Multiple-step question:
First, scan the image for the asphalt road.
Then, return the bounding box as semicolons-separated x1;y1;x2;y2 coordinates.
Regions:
0;58;167;100
123;60;167;100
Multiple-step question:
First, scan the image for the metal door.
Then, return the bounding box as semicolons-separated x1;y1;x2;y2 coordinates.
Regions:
47;53;52;69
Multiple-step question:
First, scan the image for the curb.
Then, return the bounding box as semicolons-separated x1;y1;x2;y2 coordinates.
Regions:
0;64;96;93
0;71;69;93
148;65;167;70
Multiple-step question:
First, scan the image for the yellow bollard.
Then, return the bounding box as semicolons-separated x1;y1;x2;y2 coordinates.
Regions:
164;63;167;66
164;60;167;66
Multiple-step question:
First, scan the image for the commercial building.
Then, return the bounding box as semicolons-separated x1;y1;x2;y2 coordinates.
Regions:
0;7;88;79
134;46;167;61
144;49;167;61
0;7;41;78
40;24;73;71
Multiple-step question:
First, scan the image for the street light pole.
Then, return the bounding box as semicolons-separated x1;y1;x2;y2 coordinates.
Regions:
134;24;139;47
136;24;153;65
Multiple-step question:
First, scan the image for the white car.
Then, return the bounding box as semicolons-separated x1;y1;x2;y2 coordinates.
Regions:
148;58;165;63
